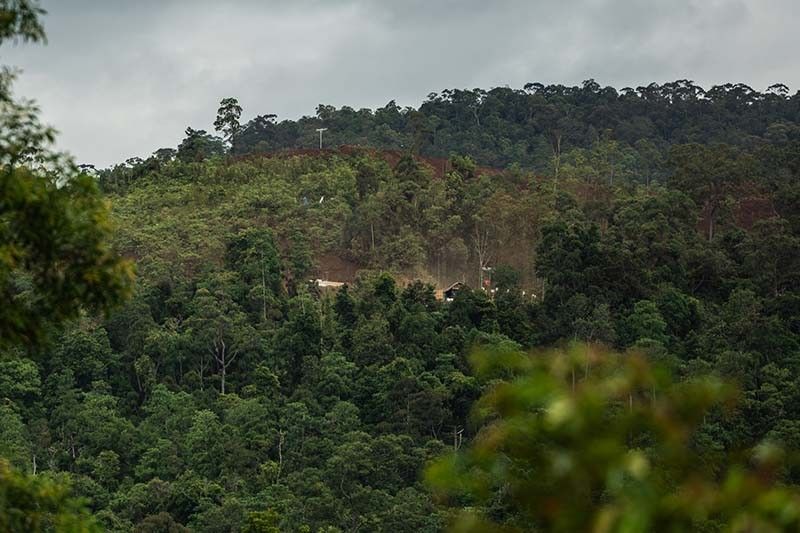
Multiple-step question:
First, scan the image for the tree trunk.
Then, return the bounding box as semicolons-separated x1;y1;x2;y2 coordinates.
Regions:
474;225;491;289
275;430;285;484
437;251;442;288
552;131;562;197
706;201;718;242
261;259;268;322
708;211;715;241
212;338;228;395
584;342;591;379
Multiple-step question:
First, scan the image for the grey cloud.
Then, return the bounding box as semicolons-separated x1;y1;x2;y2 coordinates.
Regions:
2;0;799;167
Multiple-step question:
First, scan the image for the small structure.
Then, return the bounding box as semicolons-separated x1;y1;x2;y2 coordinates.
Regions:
314;279;345;290
440;281;466;302
309;279;346;296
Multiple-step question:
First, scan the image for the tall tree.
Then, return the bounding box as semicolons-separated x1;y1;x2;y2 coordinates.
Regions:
175;127;224;162
214;97;243;147
185;285;257;395
669;143;754;241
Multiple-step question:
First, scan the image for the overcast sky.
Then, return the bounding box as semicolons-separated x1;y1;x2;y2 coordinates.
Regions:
2;0;799;167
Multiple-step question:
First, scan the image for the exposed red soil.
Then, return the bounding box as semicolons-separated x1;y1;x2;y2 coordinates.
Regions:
567;181;778;234
697;181;778;234
732;196;778;229
315;253;358;283
234;145;503;179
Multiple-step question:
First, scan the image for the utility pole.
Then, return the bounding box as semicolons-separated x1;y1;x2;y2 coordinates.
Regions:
316;127;328;150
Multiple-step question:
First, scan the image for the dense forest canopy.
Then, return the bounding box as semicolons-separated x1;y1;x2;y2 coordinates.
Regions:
4;2;800;532
218;79;800;173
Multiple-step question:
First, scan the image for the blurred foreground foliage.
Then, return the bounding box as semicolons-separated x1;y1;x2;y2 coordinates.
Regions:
1;3;133;531
427;343;800;532
0;0;134;347
0;459;99;532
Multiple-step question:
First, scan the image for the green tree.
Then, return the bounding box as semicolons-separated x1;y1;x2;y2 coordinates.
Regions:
213;97;243;147
0;404;29;470
743;218;800;297
134;512;189;533
184;410;225;479
350;314;394;366
0;0;133;346
0;356;40;400
175;128;224;163
669;144;753;241
242;510;281;533
226;228;283;322
185;284;258;394
620;300;669;347
0;1;45;44
0;459;100;532
271;294;322;383
1;138;134;347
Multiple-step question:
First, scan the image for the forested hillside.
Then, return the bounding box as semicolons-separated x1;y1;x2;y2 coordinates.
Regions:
3;102;798;529
3;5;800;525
6;0;800;529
